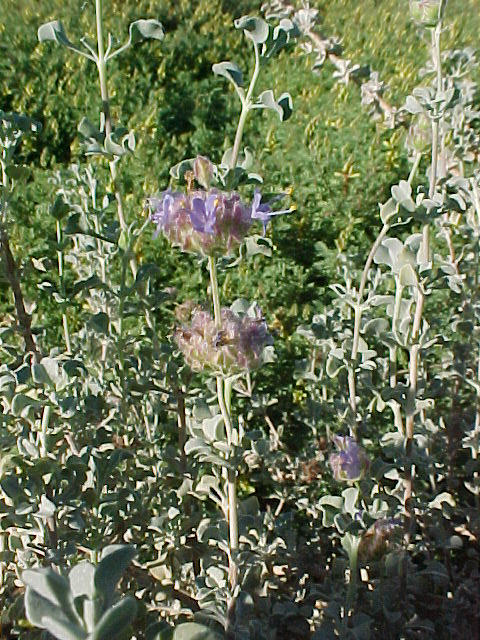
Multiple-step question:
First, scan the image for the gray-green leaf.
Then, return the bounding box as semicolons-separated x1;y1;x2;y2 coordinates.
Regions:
92;597;137;640
212;61;244;88
234;16;269;44
94;545;137;603
129;19;164;44
172;622;223;640
38;20;73;47
256;90;293;121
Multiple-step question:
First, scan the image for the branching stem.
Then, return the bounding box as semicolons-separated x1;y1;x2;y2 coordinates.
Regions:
95;0;137;278
404;16;444;540
231;41;261;170
348;152;421;434
0;225;39;361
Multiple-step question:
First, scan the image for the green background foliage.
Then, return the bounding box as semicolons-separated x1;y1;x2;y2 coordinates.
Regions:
1;0;479;321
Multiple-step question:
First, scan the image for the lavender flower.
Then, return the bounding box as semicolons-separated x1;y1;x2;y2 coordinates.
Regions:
250;188;292;235
190;194;218;234
329;435;370;483
174;304;272;375
149;189;175;235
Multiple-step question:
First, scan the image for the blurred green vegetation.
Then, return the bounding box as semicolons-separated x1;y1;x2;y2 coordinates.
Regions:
1;0;479;338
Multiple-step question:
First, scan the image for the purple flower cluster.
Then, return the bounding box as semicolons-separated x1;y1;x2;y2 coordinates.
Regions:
148;154;293;256
174;304;273;375
329;435;370;483
148;189;252;257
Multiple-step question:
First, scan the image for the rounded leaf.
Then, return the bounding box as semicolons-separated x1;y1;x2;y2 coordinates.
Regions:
129;19;165;44
94;545;137;601
212;61;244;87
234;16;269;44
38;20;72;46
92;597;137;640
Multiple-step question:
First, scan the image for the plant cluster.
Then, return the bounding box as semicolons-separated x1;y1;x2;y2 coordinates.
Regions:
0;1;479;639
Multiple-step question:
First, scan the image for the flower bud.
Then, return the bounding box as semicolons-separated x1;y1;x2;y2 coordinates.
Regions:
329;435;370;483
193;155;214;189
358;518;402;561
174;304;273;376
406;113;431;154
409;0;442;28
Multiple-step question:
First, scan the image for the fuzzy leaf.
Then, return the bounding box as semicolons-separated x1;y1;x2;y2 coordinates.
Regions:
212;61;244;87
257;90;293;121
69;562;95;600
78;117;104;142
94;545;137;603
23;569;70;610
128;19;164;44
24;588;61;627
11;393;42;417
92;597;137;640
234;16;269;44
172;622;223;640
342;487;359;516
399;263;417;287
405;95;424;114
38;20;73;47
245;234;273;257
42;616;88;640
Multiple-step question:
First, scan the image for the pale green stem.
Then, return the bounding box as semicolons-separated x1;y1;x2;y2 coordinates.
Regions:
95;0;138;279
230;41;261;170
208;256;222;327
116;254;129;423
390;280;404;433
203;39;262;594
216;377;239;568
208;255;239;589
56;220;71;353
343;539;360;631
231;106;250;174
348;152;421;433
92;208;109;362
40;404;52;458
95;0;112;140
405;20;443;538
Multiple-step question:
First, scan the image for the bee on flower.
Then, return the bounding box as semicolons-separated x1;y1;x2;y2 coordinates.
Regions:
174;302;273;376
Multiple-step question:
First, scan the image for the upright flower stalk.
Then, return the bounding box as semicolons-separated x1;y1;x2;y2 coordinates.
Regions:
147;15;295;624
208;255;239;588
204;55;259;579
348;152;422;435
94;0;135;279
205;40;262;582
404;1;445;539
